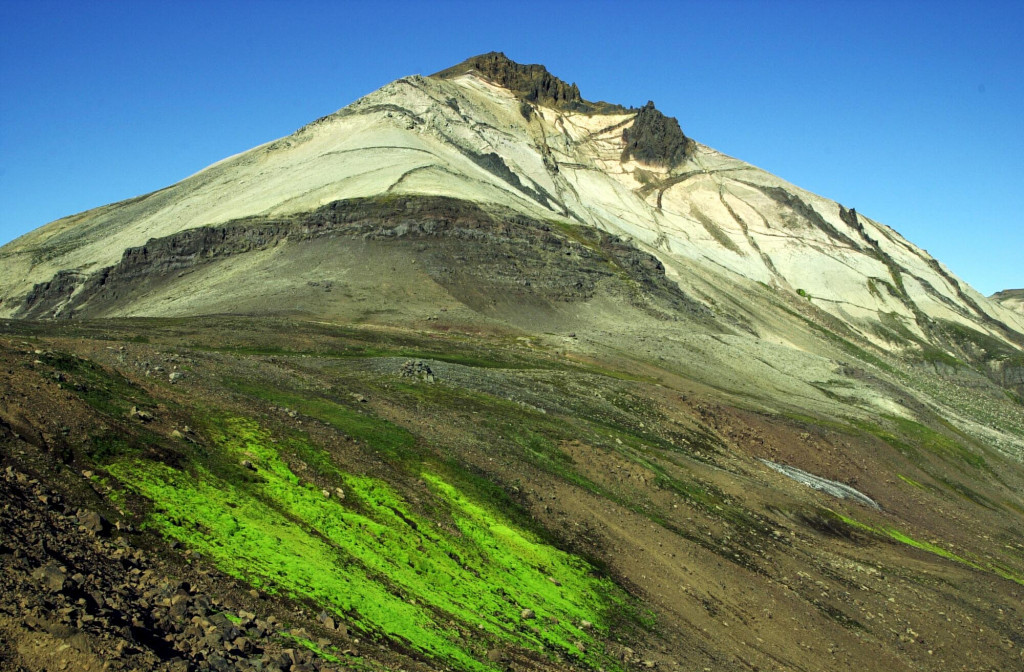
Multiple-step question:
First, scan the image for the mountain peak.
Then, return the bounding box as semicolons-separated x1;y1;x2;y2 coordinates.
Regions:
431;51;626;114
434;53;692;166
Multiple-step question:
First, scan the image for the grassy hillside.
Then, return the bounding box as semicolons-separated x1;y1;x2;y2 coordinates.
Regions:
2;316;1023;671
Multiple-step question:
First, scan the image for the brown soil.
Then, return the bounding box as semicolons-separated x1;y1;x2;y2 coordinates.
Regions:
1;319;1023;671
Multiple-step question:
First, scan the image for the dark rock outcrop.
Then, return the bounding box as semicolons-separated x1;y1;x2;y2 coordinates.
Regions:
621;102;694;169
20;270;88;319
16;196;707;322
432;51;626;114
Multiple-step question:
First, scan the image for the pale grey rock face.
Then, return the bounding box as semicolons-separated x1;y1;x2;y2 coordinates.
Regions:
1;63;1019;346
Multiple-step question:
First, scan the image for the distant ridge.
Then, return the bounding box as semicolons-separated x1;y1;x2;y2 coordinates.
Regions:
992;288;1024;316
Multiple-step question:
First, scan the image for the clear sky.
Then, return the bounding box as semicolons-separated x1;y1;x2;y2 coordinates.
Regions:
1;0;1021;295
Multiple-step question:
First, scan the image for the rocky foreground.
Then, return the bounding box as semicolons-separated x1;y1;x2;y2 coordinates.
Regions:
1;317;1023;672
0;463;365;672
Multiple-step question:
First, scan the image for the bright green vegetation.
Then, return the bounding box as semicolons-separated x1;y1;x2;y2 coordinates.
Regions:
827;509;1024;586
388;374;765;568
897;474;926;490
106;415;624;671
830;510;974;565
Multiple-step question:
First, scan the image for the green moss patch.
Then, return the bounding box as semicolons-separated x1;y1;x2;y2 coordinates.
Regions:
827;509;1024;586
107;415;623;670
896;474;926;490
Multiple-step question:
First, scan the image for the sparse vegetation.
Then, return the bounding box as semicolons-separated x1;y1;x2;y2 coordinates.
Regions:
827;509;1024;586
897;474;926;490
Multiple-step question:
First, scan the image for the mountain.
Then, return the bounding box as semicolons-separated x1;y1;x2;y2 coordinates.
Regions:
1;53;1023;672
3;54;1022;392
993;288;1024;316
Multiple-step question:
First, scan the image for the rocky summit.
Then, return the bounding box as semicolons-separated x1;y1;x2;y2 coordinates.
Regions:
1;54;1023;672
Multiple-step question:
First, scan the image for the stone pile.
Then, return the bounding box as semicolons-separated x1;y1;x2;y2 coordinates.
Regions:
399;359;435;383
0;465;352;671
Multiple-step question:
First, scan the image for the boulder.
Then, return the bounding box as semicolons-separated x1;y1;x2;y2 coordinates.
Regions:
32;561;67;592
78;509;109;536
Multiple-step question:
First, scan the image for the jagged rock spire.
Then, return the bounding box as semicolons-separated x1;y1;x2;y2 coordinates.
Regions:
432;51;625;114
621;101;695;168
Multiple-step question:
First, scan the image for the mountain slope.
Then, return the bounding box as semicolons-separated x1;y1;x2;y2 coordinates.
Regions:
3;54;1022;440
2;54;1022;354
2;317;1024;672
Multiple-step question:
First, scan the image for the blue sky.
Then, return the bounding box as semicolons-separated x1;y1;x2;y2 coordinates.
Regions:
1;0;1021;295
